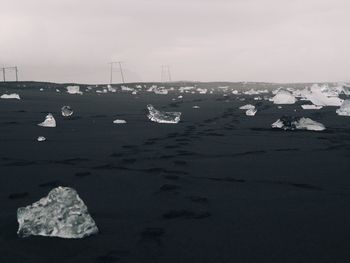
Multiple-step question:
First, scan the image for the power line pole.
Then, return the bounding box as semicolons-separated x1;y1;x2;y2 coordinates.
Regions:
108;61;125;84
161;65;172;82
167;65;172;82
1;66;19;82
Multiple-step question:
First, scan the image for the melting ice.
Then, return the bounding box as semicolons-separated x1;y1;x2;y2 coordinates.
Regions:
17;186;98;239
147;104;181;124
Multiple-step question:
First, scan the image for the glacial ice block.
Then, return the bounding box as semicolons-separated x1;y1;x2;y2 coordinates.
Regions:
147;104;181;124
38;113;56;128
272;116;325;131
1;93;20;100
61;106;74;117
239;104;255;110
17;186;98;239
246;108;257;116
66;86;82;95
113;119;127;124
336;100;350;116
270;90;296;104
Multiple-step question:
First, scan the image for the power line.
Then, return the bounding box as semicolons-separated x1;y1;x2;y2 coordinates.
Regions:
1;66;18;82
161;65;172;83
108;61;125;84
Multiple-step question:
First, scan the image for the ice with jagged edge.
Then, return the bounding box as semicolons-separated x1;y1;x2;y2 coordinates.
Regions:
336;100;350;116
246;108;257;116
17;186;98;239
1;93;20;100
113;119;127;124
61;106;74;117
301;105;323;110
272;116;325;131
270;90;296;104
66;86;83;95
239;104;255;110
299;84;343;106
38;113;56;127
147;104;181;124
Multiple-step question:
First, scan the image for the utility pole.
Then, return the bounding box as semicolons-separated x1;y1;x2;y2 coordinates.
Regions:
1;66;18;82
108;61;125;84
161;65;172;82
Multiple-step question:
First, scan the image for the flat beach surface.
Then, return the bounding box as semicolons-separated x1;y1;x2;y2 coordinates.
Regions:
1;82;350;262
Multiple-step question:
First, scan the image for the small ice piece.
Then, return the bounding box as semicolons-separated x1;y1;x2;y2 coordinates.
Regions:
38;113;56;128
17;186;98;239
154;87;168;95
40;88;44;92
66;86;83;95
56;89;60;93
61;106;73;117
1;93;20;100
272;116;325;131
270;90;296;104
113;119;127;124
147;104;181;124
178;95;183;99
301;105;323;110
193;106;200;109
246;108;257;116
336;100;350;116
239;104;255;110
37;136;46;142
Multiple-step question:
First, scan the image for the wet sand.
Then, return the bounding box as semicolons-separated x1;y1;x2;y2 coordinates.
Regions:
1;82;350;263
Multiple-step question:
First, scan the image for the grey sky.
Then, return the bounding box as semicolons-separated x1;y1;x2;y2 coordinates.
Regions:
1;0;349;83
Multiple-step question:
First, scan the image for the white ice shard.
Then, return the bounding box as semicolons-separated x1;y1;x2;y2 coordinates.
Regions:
239;104;255;110
299;84;343;106
272;116;325;131
270;90;296;104
197;88;207;94
1;93;20;100
154;87;168;95
38;113;56;128
61;106;73;117
66;86;82;95
192;105;200;109
37;136;46;142
147;104;181;124
243;89;260;95
17;186;98;239
246;108;257;116
113;119;127;124
336;100;350;116
301;104;323;110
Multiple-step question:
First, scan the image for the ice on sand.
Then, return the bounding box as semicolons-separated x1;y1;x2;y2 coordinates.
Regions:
17;187;98;239
272;116;325;131
113;119;127;124
66;86;83;95
270;90;296;104
1;93;20;100
300;84;343;106
38;113;56;128
301;105;323;110
239;104;255;110
246;108;257;116
147;104;181;124
61;106;74;117
37;136;46;142
336;100;350;116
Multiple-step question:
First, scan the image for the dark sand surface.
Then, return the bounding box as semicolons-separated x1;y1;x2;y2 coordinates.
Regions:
1;82;350;262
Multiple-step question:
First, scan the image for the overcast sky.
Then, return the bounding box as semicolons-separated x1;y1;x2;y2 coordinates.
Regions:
1;0;350;83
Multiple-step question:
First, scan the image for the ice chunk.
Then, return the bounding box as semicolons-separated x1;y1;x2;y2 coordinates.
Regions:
66;86;82;95
113;119;127;124
272;116;325;131
246;108;257;116
61;106;73;117
17;186;98;239
38;113;56;128
147;104;181;124
154;87;168;95
270;90;296;104
37;136;46;142
1;93;20;100
239;104;255;110
301;105;323;110
300;84;343;106
192;106;200;109
336;100;350;116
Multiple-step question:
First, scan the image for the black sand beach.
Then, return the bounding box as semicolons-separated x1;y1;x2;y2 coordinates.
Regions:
1;82;350;262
